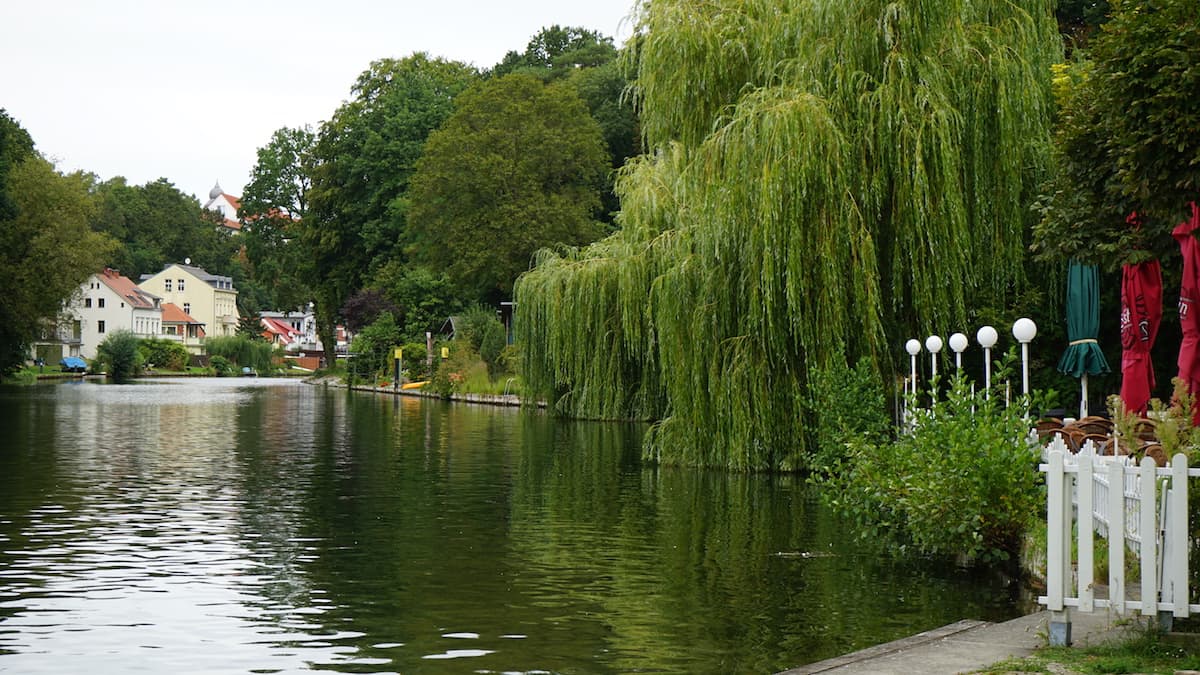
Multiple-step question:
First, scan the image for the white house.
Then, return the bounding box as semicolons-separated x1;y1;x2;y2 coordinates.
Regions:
139;263;240;338
202;181;242;232
67;268;163;359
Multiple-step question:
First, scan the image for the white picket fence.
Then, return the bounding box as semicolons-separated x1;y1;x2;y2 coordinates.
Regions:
1039;436;1199;644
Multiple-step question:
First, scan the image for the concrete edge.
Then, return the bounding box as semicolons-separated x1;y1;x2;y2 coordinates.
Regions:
779;619;991;674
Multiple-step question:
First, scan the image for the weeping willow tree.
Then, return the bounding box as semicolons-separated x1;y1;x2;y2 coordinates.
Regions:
515;0;1062;470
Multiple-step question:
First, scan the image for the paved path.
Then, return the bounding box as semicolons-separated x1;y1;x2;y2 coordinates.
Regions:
780;609;1146;674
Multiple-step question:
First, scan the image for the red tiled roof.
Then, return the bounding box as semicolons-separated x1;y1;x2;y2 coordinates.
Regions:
161;302;203;325
99;268;160;310
261;316;300;339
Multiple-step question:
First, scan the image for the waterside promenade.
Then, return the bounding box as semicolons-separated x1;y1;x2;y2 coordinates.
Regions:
781;609;1145;674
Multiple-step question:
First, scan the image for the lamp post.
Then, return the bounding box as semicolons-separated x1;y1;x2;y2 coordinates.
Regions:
949;332;968;372
925;335;943;398
977;325;998;398
1012;318;1037;397
905;339;921;398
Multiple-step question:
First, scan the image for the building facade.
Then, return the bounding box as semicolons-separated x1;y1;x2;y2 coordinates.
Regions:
66;268;163;359
139;263;240;338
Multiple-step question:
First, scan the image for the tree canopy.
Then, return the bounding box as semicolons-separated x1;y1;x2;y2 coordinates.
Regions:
1034;0;1200;268
408;73;609;303
302;53;478;362
240;125;315;311
0;148;116;375
89;177;237;280
516;0;1062;470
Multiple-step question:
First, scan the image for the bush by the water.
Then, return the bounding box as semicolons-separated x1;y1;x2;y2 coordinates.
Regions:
209;355;236;377
95;329;143;382
205;335;277;374
807;357;891;471
812;374;1042;563
138;338;190;371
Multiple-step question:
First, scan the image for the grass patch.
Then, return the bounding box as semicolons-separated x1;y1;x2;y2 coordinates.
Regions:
978;629;1200;674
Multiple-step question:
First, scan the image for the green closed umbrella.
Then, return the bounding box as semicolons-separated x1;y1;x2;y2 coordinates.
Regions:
1057;261;1111;417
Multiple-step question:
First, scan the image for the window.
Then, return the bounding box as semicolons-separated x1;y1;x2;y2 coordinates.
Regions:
165;279;172;292
98;320;106;334
120;302;125;308
98;298;105;308
84;298;92;308
178;279;185;291
183;303;191;315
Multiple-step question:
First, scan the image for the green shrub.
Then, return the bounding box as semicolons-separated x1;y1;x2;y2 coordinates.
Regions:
95;329;143;382
807;356;891;471
348;314;404;380
205;335;277;373
401;342;428;379
429;340;478;397
812;374;1042;563
209;355;236;377
139;337;190;371
457;306;506;377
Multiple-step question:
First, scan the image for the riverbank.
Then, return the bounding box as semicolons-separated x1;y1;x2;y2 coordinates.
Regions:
782;609;1148;674
307;375;542;408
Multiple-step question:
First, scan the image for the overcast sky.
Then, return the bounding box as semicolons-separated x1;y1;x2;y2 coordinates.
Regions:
1;0;637;203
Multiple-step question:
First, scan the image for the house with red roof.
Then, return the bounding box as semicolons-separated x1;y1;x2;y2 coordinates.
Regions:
202;181;242;232
66;268;164;359
161;302;206;354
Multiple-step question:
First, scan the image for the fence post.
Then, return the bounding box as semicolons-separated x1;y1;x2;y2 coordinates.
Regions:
1047;451;1071;645
1078;453;1094;612
1109;459;1126;615
1140;456;1158;616
1166;454;1190;621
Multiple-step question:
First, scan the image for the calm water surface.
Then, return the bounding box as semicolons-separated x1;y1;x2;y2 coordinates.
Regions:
0;378;1030;673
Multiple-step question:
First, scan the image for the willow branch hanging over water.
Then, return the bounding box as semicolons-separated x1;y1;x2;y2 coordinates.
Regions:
515;0;1061;470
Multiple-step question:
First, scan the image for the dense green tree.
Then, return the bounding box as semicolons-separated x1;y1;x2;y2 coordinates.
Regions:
408;73;609;302
370;262;464;341
0;152;117;375
0;109;34;222
492;27;640;224
240;126;315;311
304;53;478;363
516;0;1062;470
1034;0;1200;268
492;25;618;80
95;329;143;382
89;177;238;279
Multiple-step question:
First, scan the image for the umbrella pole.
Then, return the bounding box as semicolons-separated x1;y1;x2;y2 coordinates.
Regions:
1080;373;1089;419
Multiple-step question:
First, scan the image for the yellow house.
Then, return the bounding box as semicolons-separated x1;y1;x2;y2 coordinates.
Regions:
138;263;240;338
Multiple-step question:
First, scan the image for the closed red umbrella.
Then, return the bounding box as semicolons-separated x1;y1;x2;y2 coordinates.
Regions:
1120;259;1163;416
1174;201;1200;422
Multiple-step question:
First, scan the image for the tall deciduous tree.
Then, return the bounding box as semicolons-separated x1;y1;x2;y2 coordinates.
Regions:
90;177;237;279
408;73;609;303
492;25;618;80
1034;0;1200;267
516;0;1062;470
0;154;116;374
304;54;477;364
240;126;315;311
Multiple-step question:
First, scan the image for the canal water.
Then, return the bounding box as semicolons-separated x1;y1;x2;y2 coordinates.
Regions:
0;378;1030;673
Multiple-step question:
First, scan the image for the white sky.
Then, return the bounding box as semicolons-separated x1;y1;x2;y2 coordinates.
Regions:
1;0;637;203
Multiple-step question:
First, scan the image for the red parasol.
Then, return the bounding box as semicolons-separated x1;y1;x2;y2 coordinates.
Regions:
1120;258;1163;416
1174;201;1200;423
